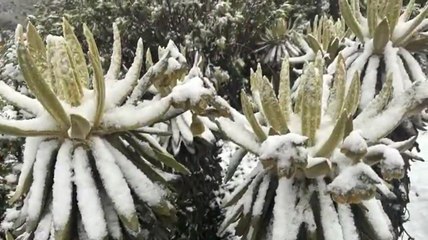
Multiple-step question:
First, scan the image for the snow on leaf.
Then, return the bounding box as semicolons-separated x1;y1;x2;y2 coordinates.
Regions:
73;147;107;240
91;137;138;231
52;140;73;232
10;137;44;203
27;140;58;229
106;141;167;206
317;179;344;240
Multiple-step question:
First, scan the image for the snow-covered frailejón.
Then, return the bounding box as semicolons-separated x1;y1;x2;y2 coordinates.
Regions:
328;0;428;110
145;51;226;239
0;18;216;239
216;53;428;240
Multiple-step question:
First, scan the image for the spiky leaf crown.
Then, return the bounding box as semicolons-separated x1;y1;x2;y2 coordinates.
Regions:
1;18;217;239
216;53;428;239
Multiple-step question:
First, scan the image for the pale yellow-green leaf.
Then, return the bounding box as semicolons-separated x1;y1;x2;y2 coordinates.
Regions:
46;36;83;106
301;63;321;146
106;23;122;81
260;76;288;134
17;42;70;129
294;71;308;114
69;114;91;140
341;72;361;116
304;158;332;178
62;17;89;89
385;0;402;34
327;55;346;119
367;0;378;37
373;19;390;54
5;231;14;240
339;0;364;41
84;24;105;128
241;91;267;141
315;110;348;157
26;22;54;91
278;57;292;121
402;0;416;21
145;48;153;70
306;34;323;53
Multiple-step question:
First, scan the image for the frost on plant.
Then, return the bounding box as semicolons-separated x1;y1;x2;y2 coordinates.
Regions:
216;54;428;240
0;18;216;239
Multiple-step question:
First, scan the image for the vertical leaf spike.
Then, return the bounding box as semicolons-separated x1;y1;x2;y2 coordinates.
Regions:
401;0;416;21
278;57;292;121
26;22;53;89
315;110;349;157
339;0;365;41
373;19;390;54
342;72;361;116
145;48;153;70
241;91;267;141
385;0;402;34
367;0;378;37
260;76;288;134
63;17;89;89
46;36;83;106
301;63;321;146
106;23;122;81
327;54;346;119
17;42;70;129
83;24;105;128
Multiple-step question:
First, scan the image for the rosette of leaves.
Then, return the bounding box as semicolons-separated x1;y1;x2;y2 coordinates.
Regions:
0;18;217;240
293;15;348;65
256;18;302;64
215;54;428;239
331;0;428;110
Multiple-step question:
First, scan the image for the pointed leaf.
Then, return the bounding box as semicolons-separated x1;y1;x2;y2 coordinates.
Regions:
225;148;248;183
241;91;267;141
69;114;91;140
17;42;70;129
278;57;292;121
342;72;361;116
315;110;349;157
63;17;89;88
327;54;346;119
26;22;52;87
83;24;105;128
373;19;390;54
106;23;122;81
145;48;153;70
339;0;364;41
216;118;261;154
306;34;323;53
385;0;402;33
46;36;83;106
260;76;288;134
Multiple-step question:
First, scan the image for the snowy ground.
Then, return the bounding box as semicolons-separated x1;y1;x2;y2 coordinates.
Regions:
404;132;428;239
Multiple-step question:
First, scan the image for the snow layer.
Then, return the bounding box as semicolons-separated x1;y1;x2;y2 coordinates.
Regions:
73;147;107;240
405;131;428;239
